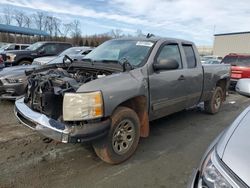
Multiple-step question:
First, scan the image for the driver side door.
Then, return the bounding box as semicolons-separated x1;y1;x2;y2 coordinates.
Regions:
149;43;188;120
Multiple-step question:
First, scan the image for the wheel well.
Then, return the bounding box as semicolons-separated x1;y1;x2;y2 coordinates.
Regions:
118;96;149;138
18;58;33;64
216;79;227;100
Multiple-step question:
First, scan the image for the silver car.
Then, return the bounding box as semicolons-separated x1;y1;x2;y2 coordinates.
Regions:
188;105;250;187
0;46;93;99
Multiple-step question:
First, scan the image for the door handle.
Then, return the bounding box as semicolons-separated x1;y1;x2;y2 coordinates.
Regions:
178;75;185;81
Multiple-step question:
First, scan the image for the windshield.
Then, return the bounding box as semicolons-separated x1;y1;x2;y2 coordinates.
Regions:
26;42;44;51
59;47;84;56
84;40;155;66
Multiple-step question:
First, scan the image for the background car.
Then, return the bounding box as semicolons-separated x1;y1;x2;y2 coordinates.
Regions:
0;43;30;67
0;46;92;99
189;105;250;188
4;41;72;66
236;78;250;97
201;55;222;64
221;53;250;88
202;59;221;64
32;46;93;65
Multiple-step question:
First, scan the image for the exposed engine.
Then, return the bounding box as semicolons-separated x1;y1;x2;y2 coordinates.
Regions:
24;66;112;120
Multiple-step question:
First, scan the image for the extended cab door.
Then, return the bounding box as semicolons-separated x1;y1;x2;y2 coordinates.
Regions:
149;43;188;120
181;44;203;107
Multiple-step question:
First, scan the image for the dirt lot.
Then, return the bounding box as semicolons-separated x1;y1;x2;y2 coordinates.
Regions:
0;93;249;188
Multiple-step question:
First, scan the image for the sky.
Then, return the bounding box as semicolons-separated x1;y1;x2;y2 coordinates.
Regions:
0;0;250;45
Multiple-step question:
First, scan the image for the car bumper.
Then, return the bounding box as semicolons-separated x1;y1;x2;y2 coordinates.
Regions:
0;81;26;99
0;63;4;69
15;98;111;143
187;169;199;188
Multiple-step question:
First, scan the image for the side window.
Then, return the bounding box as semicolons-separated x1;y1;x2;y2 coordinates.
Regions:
42;44;57;55
157;44;182;69
82;50;92;55
183;45;196;68
14;45;20;50
21;45;28;50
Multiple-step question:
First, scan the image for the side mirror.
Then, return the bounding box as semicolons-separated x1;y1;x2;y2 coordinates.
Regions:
153;59;179;71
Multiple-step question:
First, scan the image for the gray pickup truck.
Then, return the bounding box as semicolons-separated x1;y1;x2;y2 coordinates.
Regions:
15;37;230;164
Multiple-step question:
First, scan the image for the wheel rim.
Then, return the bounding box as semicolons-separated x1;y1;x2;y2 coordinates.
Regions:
214;92;222;110
112;119;135;155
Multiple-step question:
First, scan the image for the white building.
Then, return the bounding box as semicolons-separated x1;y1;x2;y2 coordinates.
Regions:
213;31;250;57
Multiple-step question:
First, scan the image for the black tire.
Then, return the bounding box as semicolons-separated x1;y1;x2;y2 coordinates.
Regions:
19;60;32;65
204;87;223;114
92;107;140;164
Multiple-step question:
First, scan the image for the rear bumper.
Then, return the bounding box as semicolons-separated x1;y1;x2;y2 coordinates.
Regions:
15;98;111;143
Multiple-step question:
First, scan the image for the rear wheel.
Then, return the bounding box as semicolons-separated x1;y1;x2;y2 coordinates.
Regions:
92;107;140;164
19;60;32;65
204;87;223;114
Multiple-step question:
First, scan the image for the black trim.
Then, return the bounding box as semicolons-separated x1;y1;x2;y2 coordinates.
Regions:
214;31;250;36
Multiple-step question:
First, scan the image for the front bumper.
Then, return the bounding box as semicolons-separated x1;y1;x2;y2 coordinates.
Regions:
15;98;111;143
0;81;26;100
0;63;4;69
187;169;199;188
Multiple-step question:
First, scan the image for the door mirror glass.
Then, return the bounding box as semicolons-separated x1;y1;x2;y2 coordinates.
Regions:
153;59;179;71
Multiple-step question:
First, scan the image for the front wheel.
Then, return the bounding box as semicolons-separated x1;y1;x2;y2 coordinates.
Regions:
204;87;223;114
92;107;140;164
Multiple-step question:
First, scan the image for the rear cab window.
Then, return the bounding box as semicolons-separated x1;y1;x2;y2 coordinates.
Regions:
182;45;196;68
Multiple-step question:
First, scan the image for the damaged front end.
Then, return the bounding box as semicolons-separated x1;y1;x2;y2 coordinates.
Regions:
15;64;114;143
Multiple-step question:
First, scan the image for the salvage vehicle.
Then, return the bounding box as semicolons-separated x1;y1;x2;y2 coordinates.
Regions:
15;37;230;164
188;105;250;188
0;47;92;99
221;53;250;88
4;41;72;66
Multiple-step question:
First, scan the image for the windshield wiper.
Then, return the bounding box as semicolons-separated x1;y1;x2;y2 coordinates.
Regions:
97;58;134;72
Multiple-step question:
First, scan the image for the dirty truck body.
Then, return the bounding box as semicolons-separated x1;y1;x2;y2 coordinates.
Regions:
15;38;230;164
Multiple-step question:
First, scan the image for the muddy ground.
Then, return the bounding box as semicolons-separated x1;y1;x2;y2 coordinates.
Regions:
0;93;249;188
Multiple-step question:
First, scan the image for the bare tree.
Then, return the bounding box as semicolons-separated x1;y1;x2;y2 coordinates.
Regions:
136;29;145;37
44;16;54;36
53;17;61;37
60;23;72;40
71;20;81;45
14;10;26;27
110;29;123;38
33;12;46;30
24;15;32;28
3;7;13;25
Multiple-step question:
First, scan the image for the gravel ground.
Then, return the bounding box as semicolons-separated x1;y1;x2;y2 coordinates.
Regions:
0;93;249;188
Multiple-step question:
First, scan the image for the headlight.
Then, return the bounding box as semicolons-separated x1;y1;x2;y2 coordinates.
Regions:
6;53;16;62
198;150;235;188
6;78;23;83
63;91;103;121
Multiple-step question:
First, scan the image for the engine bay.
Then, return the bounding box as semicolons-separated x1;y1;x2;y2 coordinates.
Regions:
24;66;113;120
